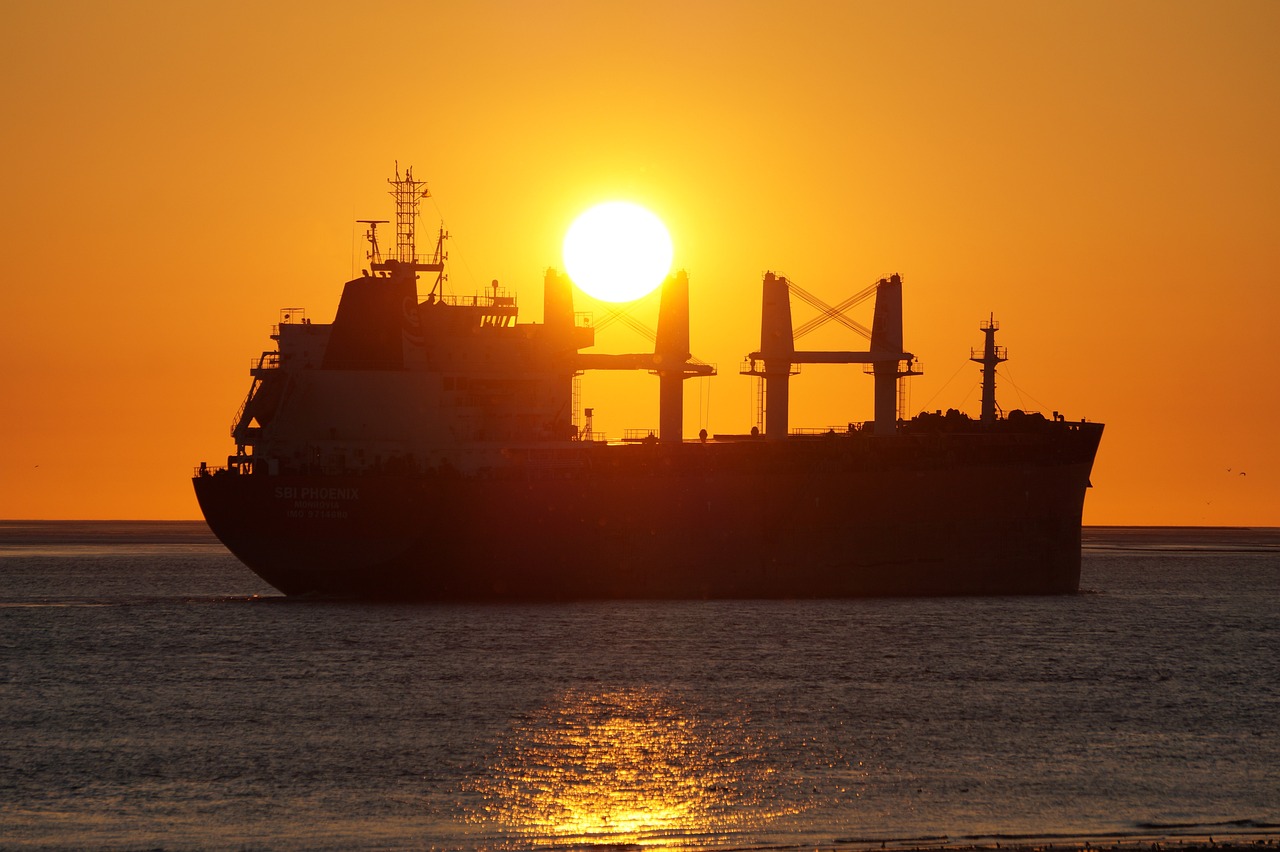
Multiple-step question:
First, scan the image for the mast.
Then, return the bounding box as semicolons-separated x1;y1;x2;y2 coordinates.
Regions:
370;165;447;290
391;164;427;263
357;219;388;266
970;314;1007;424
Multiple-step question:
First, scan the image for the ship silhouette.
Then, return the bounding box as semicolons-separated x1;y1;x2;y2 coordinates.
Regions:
193;168;1103;598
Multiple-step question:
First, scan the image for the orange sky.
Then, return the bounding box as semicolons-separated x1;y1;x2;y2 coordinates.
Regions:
2;0;1277;525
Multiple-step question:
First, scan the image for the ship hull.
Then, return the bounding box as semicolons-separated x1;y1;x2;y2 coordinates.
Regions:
194;424;1102;599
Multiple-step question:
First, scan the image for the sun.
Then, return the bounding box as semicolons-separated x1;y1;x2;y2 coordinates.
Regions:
562;201;673;302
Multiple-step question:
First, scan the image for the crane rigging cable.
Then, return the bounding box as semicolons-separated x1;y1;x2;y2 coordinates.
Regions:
595;305;712;367
789;279;878;341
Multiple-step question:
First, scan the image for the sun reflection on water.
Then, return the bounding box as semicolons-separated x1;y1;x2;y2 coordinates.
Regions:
464;687;802;848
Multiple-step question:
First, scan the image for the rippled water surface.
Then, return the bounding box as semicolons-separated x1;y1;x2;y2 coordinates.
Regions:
1;522;1277;850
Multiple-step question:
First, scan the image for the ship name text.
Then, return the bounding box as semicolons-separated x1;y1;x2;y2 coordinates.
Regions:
274;486;361;500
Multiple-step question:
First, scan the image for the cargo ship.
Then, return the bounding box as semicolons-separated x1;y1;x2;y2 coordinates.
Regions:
193;168;1103;598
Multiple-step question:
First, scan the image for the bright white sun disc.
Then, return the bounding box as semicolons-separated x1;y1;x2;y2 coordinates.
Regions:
562;201;673;302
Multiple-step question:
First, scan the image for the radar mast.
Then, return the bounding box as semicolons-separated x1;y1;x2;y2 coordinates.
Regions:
366;164;449;293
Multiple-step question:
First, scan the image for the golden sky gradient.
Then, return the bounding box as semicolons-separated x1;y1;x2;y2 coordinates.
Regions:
2;0;1277;524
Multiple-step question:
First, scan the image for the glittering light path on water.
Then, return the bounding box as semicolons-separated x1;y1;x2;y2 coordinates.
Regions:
463;686;806;847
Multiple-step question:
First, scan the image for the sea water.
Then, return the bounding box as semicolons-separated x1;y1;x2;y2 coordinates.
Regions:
0;522;1277;851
